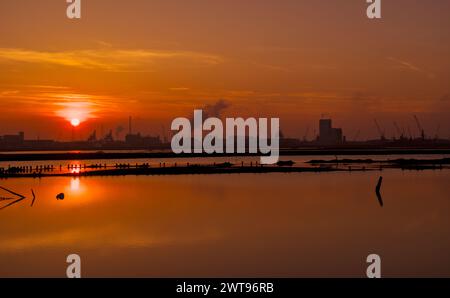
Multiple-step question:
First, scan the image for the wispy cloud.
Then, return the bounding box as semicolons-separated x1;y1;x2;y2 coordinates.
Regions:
25;85;70;90
388;57;421;72
0;48;224;71
0;85;128;120
0;90;19;96
169;87;190;91
388;57;435;79
95;40;113;48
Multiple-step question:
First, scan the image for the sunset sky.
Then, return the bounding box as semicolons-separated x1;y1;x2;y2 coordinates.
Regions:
0;0;449;141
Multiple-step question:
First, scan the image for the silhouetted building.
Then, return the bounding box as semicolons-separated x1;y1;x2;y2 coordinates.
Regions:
125;133;161;147
318;119;344;145
0;132;56;150
1;132;25;145
25;139;55;147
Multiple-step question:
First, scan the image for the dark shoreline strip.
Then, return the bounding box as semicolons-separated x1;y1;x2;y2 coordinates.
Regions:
1;148;450;162
0;166;356;179
2;163;448;179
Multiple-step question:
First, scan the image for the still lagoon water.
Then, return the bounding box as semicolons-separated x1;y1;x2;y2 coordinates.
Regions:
1;168;449;277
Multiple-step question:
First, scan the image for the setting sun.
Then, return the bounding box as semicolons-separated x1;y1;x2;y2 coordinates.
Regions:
71;118;80;127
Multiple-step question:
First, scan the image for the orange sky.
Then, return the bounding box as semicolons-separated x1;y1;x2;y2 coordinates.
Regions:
0;0;449;141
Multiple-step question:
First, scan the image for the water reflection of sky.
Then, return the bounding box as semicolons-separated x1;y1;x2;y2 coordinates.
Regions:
0;170;449;277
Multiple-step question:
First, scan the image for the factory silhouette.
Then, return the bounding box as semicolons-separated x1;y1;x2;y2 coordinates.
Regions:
1;116;449;151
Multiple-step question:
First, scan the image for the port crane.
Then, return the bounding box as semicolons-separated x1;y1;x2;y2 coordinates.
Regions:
407;126;413;140
374;119;386;141
352;130;360;142
393;122;404;140
413;115;425;140
303;126;310;142
434;123;441;140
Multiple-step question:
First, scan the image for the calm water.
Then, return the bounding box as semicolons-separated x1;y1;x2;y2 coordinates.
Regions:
0;169;449;277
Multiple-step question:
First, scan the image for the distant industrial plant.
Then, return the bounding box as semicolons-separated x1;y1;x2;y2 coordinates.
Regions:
0;116;449;151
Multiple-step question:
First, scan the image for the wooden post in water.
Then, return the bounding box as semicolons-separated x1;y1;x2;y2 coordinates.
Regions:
376;176;383;207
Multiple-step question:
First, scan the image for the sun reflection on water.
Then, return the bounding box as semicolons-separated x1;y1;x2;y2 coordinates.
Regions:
70;178;80;191
70;168;81;174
